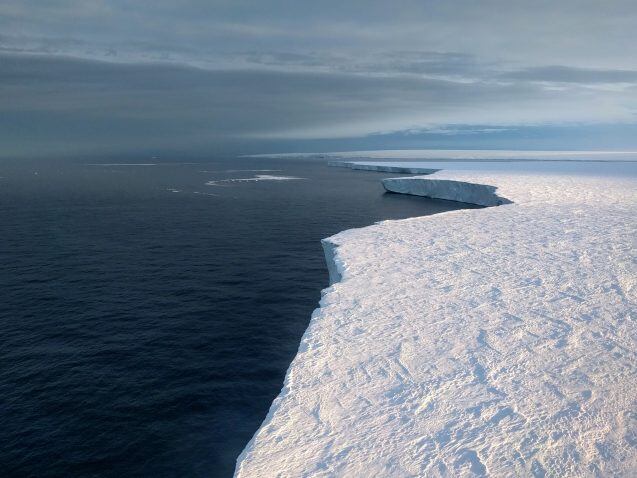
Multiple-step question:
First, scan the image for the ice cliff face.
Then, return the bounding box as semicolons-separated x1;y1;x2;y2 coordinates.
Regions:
382;177;510;207
235;166;637;477
321;239;343;286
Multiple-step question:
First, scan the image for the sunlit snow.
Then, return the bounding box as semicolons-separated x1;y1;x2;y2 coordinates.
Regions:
236;161;636;477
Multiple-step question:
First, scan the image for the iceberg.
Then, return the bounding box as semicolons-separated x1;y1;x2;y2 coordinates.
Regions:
235;164;637;477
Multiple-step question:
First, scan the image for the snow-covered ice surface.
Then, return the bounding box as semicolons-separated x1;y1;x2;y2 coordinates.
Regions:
235;161;637;477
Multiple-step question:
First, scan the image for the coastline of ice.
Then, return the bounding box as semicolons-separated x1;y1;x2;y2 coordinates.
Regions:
383;177;510;207
235;162;637;477
321;239;344;286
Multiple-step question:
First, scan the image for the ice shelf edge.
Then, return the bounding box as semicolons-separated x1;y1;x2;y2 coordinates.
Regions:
382;176;512;207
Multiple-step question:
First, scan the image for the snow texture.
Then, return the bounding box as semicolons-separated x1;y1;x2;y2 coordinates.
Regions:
235;165;637;477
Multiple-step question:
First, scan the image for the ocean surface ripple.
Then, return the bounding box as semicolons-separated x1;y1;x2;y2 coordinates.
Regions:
0;157;476;477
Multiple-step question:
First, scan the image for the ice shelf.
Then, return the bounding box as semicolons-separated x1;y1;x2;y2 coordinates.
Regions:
328;161;439;175
235;166;637;477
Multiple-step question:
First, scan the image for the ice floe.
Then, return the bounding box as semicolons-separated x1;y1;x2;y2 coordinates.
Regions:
206;174;304;186
199;169;283;173
87;163;157;166
235;162;637;477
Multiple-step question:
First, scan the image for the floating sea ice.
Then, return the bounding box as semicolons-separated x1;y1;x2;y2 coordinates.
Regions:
206;174;305;186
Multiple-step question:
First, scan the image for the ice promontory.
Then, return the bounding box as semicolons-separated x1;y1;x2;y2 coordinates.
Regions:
383;177;509;207
235;167;637;477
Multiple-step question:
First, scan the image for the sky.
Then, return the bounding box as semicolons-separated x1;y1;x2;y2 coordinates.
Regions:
2;0;637;158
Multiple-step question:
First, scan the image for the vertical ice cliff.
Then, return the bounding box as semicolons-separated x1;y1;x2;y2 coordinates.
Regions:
382;177;510;206
321;239;343;286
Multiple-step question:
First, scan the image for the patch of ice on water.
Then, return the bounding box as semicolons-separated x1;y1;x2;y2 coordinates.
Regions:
206;174;304;186
192;191;219;197
199;169;283;173
88;163;157;166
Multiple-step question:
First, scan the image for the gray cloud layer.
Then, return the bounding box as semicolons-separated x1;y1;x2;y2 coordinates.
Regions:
1;1;637;155
3;1;637;69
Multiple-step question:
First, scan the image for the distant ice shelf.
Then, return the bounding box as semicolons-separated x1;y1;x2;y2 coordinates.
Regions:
248;149;637;161
328;160;439;175
235;163;637;477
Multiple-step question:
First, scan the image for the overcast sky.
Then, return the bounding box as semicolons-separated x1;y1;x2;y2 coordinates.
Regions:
2;1;637;157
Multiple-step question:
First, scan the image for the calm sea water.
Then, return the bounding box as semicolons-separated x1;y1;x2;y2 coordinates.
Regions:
0;157;477;477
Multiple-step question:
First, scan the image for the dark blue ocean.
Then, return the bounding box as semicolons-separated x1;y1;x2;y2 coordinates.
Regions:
0;157;476;477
